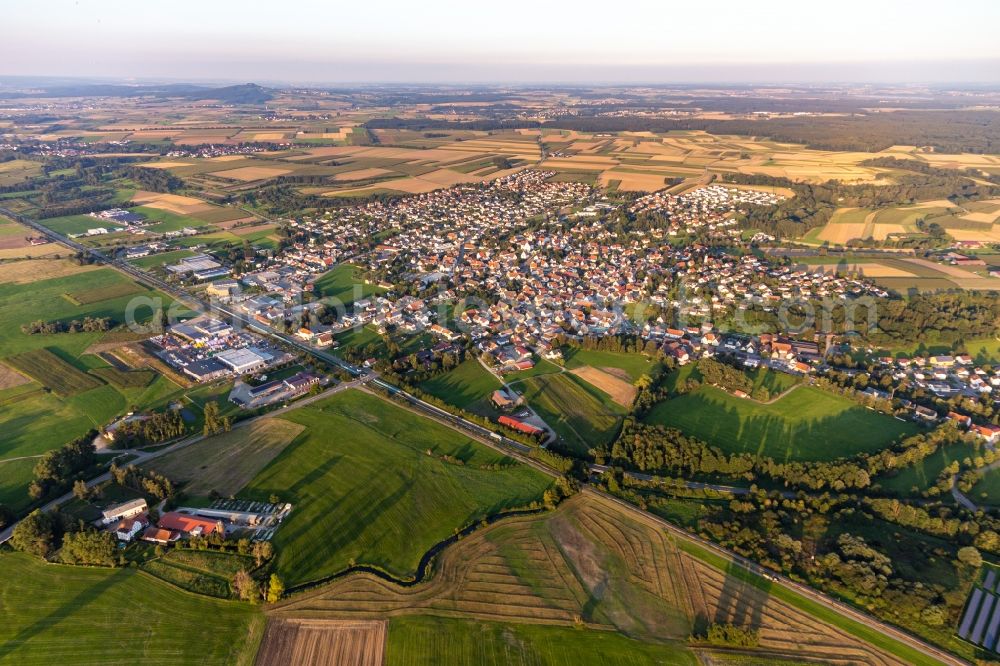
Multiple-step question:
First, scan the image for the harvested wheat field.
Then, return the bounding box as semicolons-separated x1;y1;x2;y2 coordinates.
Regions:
802;262;916;278
0;259;101;284
683;552;905;665
947;226;1000;243
0;362;31;391
132;191;216;215
870;224;909;241
898;257;1000;290
817;223;867;243
333;168;396;182
268;494;905;664
213;166;293;181
570;366;636;406
0;245;63;259
139;161;192;169
145;418;305;497
255;619;385;666
599;170;669;191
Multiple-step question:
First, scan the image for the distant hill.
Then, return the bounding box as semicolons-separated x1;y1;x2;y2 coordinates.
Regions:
0;82;274;104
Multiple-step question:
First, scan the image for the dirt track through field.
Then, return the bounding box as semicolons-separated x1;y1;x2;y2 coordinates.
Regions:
255;619;385;666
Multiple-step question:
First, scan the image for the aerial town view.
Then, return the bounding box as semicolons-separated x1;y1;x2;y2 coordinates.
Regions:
4;1;1000;664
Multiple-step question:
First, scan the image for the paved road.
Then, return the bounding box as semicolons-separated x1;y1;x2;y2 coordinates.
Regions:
951;457;1000;512
2;207;967;666
0;378;366;545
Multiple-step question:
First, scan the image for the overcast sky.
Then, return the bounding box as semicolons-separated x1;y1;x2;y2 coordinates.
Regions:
3;0;999;84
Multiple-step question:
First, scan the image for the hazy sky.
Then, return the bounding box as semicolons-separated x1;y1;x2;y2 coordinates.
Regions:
4;0;1000;84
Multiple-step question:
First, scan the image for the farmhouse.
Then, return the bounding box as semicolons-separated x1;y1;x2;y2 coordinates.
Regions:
141;527;180;545
491;389;524;410
157;511;224;538
115;514;149;542
101;498;148;526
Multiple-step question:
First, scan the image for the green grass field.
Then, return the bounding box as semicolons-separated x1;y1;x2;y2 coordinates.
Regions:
878;441;983;496
644;383;917;461
519;372;626;455
90;365;157;389
384;616;698;666
0;458;38;513
6;348;103;396
562;348;655;381
314;263;386;307
35;214;114;236
130;249;196;269
0;552;264;665
0;263;199;507
418;359;500;410
240;389;552;586
970;467;1000;507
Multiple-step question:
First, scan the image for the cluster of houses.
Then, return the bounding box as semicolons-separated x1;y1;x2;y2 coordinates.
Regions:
151;314;296;384
669;252;890;319
181;172;886;385
868;354;1000;441
629;185;786;237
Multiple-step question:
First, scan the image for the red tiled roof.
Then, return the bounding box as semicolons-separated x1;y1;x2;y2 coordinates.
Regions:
158;512;223;535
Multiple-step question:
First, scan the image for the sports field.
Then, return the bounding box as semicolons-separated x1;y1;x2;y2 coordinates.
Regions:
644;384;917;461
418;359;500;410
0;553;264;665
240;389;551;586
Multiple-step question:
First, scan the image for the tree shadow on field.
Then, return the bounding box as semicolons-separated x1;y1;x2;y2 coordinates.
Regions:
708;561;771;633
286;455;343;497
0;567;126;660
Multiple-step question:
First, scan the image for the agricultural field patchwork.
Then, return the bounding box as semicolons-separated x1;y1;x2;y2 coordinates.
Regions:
269;493;912;665
239;389;552;586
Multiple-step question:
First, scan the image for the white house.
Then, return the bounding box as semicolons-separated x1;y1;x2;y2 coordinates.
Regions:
115;514;149;542
101;498;148;525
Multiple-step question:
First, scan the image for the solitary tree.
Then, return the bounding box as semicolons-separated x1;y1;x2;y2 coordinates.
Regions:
266;574;285;603
232;569;259;602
